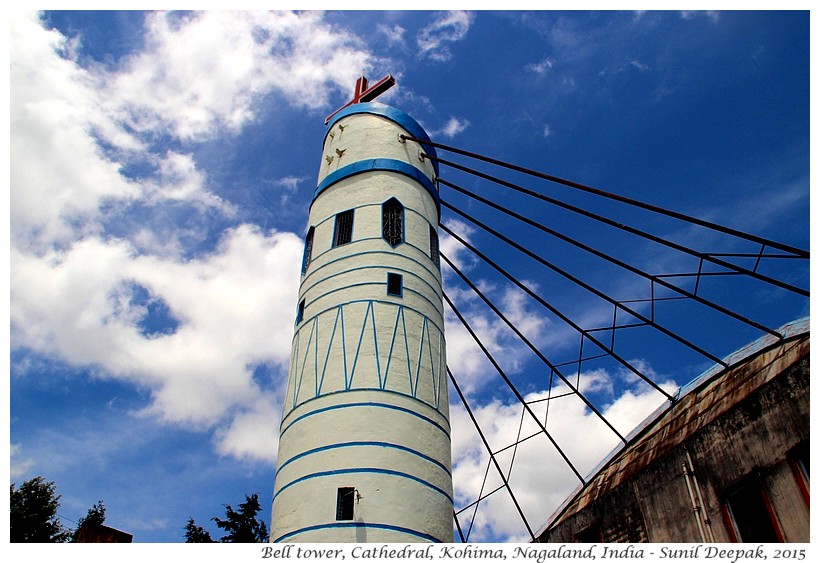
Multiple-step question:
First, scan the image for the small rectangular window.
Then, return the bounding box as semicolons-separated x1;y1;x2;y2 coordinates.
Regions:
429;225;440;267
296;299;305;324
724;478;782;542
387;273;403;297
336;487;355;521
334;210;354;247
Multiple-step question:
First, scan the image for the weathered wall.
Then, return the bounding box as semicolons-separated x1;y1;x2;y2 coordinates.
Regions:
539;336;809;543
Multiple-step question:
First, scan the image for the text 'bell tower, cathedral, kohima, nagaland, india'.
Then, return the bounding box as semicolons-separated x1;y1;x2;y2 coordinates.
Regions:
270;76;453;543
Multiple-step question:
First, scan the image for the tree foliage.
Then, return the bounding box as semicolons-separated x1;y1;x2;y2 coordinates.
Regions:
184;517;214;543
10;476;70;542
212;493;268;543
71;500;106;542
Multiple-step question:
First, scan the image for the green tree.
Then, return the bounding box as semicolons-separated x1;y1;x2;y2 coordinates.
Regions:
212;493;268;543
71;500;106;542
10;476;70;542
184;517;214;543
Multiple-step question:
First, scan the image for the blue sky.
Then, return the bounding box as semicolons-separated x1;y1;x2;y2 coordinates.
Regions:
9;10;810;544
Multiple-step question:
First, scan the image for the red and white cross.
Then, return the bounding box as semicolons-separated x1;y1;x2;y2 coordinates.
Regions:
324;74;396;124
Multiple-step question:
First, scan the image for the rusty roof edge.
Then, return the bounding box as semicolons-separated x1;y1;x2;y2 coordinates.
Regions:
534;316;810;540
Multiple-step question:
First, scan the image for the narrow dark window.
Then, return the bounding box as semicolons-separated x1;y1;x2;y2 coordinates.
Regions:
387;273;403;297
301;227;315;274
789;441;810;506
429;225;440;267
724;478;782;542
296;299;305;324
333;209;354;247
791;441;810;482
336;487;355;521
382;198;403;247
574;523;602;543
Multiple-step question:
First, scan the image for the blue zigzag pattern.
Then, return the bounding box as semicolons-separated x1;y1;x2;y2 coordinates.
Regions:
287;300;444;416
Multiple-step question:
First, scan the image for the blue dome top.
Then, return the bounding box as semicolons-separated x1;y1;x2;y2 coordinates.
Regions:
324;102;439;177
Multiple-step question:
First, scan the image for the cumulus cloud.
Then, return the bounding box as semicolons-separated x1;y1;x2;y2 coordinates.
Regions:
10;10;380;466
11;226;302;428
449;369;677;541
434;117;470;139
106;11;375;141
417;11;474;62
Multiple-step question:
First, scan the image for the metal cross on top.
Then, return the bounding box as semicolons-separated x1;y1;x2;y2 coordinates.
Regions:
324;74;396;124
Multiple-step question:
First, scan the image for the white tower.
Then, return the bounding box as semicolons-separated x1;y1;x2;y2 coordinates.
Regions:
270;79;452;543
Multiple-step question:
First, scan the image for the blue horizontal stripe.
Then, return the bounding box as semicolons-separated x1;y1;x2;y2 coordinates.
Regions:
324;102;439;176
273;521;442;543
299;246;441;298
280;399;450;437
274;467;452;502
313;159;440;217
276;441;451;477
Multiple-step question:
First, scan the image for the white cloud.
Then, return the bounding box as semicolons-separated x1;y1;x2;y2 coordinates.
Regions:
273;175;307;206
378;23;406;47
145;151;236;213
11;226;303;429
528;57;555;74
417;11;474;62
10;11;141;248
440;218;477;273
681;11;720;23
213;392;283;463
106;11;374;141
449;370;677;541
10;444;37;481
435;117;470;139
10;10;387;467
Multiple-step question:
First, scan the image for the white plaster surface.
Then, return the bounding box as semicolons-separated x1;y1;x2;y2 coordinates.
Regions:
271;110;451;543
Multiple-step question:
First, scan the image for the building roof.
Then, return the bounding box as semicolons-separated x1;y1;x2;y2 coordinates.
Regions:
537;317;810;535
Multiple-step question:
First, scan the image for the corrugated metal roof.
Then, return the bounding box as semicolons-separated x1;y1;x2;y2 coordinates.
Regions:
537;317;810;536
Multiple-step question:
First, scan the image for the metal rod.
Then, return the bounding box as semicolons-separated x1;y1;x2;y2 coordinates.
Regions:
402;134;809;258
444;291;588;485
431;157;808;298
441;181;788;336
455;484;506;516
441;223;677;399
442;200;743;361
439;174;809;322
442;251;627;443
446;365;536;540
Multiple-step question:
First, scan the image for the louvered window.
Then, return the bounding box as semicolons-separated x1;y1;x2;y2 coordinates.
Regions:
333;210;354;247
382;198;403;247
301;227;315;273
430;225;440;267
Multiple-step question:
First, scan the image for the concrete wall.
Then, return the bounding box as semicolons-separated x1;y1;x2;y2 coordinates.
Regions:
539;337;809;543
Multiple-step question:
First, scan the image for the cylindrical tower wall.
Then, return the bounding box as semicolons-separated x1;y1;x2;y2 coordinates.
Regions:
271;103;451;543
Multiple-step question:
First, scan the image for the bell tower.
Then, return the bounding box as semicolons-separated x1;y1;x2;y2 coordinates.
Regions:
270;77;453;543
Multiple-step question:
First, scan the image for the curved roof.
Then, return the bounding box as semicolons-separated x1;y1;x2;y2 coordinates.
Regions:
537;316;810;536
